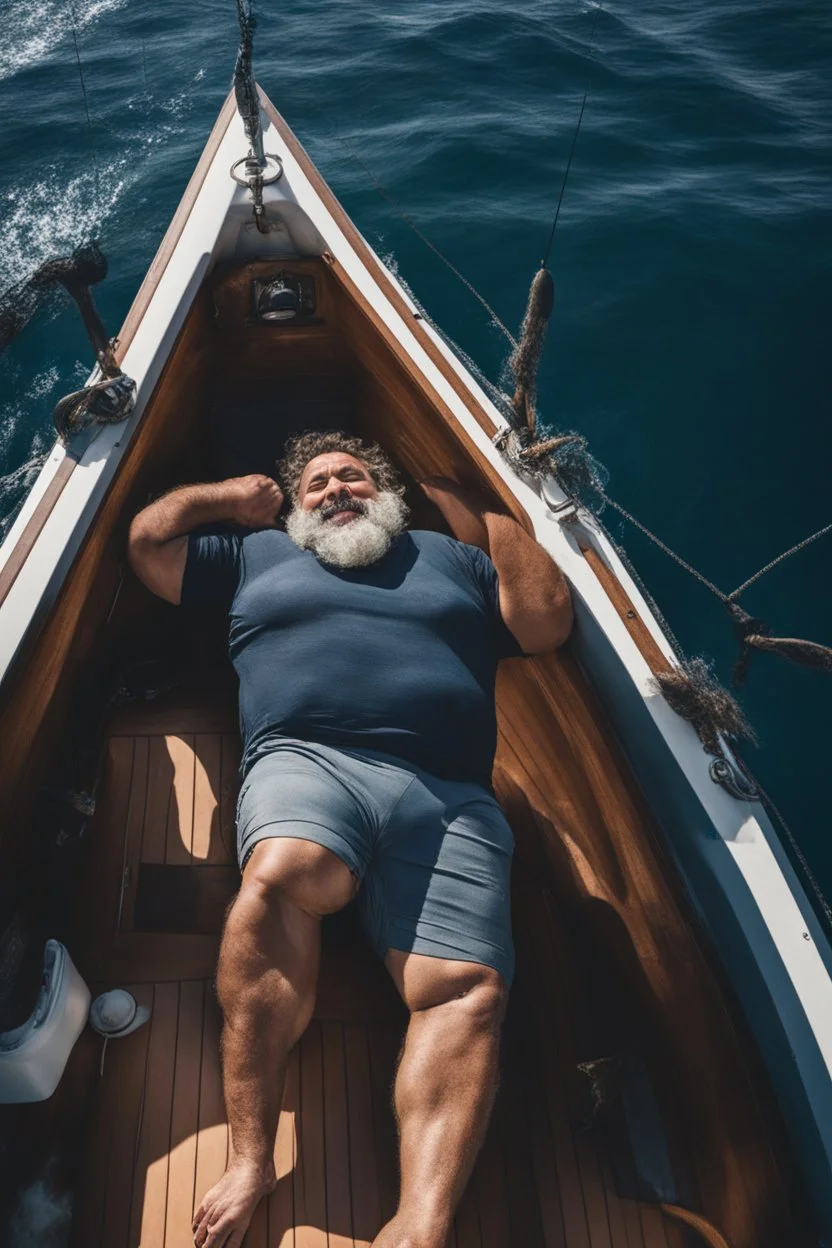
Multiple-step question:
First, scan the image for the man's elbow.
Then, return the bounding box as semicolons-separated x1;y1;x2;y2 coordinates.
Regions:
126;520;182;605
508;590;574;655
127;520;155;582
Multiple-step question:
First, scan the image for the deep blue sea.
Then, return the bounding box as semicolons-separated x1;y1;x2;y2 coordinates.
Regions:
0;2;829;896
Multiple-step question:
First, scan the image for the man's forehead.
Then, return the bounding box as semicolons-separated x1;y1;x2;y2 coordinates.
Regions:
301;452;368;484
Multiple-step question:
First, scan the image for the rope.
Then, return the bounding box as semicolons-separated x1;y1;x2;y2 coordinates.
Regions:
540;3;602;268
728;521;832;602
583;480;832;683
67;0;99;209
597;490;727;601
738;765;832;929
508;267;555;431
233;0;265;169
341;139;518;349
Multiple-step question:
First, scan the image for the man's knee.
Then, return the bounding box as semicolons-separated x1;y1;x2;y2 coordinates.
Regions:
242;836;357;917
390;952;508;1030
449;967;508;1034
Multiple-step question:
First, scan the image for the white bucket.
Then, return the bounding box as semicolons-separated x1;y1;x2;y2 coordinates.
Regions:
0;940;90;1103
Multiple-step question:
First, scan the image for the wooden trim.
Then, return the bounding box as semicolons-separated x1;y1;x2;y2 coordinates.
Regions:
259;91;506;443
114;92;237;363
580;542;672;674
0;96;237;616
0;457;75;607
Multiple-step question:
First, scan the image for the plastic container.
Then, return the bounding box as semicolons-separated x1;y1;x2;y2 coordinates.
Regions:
0;940;90;1103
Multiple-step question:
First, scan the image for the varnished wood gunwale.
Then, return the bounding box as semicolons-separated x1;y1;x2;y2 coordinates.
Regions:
580;542;672;675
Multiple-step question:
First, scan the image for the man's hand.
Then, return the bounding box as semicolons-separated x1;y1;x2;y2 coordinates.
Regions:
225;475;285;529
419;476;490;550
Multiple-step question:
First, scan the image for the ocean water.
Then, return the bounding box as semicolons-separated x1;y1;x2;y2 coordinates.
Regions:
0;1;829;896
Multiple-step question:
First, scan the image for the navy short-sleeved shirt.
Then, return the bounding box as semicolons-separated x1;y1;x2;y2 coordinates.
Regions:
181;529;522;786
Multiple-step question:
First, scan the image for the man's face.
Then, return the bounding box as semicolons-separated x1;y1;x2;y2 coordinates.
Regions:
286;449;408;569
298;453;378;523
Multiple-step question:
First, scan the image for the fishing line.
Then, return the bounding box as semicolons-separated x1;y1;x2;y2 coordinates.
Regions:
341;137;518;349
67;0;100;212
540;2;602;268
141;36;150;97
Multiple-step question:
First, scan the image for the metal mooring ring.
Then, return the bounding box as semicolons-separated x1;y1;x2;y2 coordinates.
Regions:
709;756;760;802
230;153;283;187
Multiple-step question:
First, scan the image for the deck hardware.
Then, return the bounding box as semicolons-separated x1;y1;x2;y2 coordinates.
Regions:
252;272;316;324
230;153;283;234
709;756;760;802
544;494;578;520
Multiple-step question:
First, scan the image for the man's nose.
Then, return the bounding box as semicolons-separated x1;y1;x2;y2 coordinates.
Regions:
324;477;350;501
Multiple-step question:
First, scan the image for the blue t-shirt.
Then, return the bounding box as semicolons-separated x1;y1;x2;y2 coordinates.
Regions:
181;529;522;786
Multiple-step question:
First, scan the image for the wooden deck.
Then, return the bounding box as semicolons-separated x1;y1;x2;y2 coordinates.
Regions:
64;708;692;1248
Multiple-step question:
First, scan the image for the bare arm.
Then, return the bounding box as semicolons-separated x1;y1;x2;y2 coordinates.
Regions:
128;475;284;605
419;477;573;654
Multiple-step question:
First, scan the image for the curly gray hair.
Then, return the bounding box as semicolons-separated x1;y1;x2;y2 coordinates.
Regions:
278;430;405;504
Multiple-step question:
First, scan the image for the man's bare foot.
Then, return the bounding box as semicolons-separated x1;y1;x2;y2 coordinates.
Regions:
192;1158;276;1248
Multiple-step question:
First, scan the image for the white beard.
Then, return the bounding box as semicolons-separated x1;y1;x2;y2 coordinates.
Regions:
285;489;409;568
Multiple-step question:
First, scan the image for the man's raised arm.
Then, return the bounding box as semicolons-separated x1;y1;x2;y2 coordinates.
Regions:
420;476;573;654
128;475;284;605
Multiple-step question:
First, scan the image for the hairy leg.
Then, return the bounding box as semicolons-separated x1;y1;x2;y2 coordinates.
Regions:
193;838;356;1248
372;952;508;1248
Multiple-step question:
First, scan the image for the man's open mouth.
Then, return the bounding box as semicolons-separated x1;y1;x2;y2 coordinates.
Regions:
321;497;366;522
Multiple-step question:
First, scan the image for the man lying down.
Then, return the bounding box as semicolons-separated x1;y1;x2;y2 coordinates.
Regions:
128;430;573;1248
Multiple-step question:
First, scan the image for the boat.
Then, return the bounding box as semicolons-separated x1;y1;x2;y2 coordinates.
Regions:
0;74;831;1248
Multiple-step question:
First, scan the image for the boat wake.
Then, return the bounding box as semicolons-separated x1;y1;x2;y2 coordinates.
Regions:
0;160;130;296
0;0;127;83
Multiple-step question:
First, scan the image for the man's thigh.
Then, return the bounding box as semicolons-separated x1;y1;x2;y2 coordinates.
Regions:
236;740;376;881
357;772;515;988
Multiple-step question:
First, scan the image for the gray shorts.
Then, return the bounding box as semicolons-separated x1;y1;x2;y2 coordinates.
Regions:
236;739;515;985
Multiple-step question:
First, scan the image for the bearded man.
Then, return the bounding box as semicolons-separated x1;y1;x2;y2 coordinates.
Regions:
128;430;572;1248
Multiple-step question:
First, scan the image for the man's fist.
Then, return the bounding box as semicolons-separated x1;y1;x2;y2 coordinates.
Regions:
419;476;490;550
225;475;285;529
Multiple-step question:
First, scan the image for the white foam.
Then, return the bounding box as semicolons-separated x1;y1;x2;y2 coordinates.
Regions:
0;68;205;293
0;0;127;83
0;159;131;293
